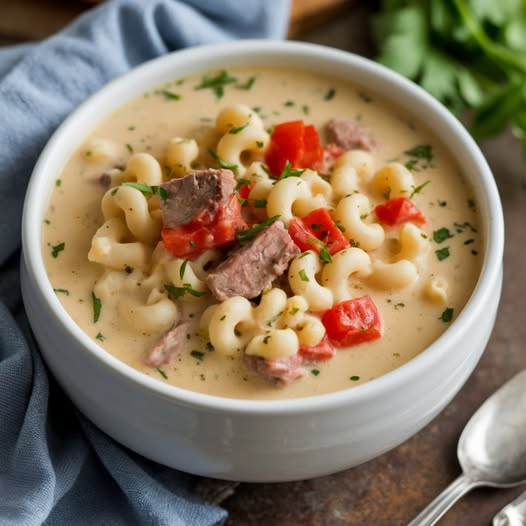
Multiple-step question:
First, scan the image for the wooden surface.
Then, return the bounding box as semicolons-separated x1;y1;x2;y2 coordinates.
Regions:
2;2;525;525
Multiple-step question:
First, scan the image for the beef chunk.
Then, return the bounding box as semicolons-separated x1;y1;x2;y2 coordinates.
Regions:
206;221;300;301
144;322;190;367
244;353;304;386
326;118;375;151
160;168;236;227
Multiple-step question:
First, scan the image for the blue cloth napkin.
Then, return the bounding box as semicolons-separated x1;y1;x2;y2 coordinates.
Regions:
0;1;290;524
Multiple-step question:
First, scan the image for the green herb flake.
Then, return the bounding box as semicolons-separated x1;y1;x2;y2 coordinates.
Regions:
195;70;237;99
51;242;65;258
284;100;295;107
435;247;450;261
53;288;70;296
230;122;250;134
190;350;205;361
126;143;134;153
324;88;336;101
350;375;360;381
405;144;432;161
433;227;454;244
409;179;431;197
278;160;305;180
302;105;310;115
319;246;333;264
55;179;62;187
95;332;105;342
440;307;454;323
311;369;321;376
164;283;206;299
91;291;102;323
254;199;267;208
237;76;255;90
160;89;181;100
156;367;168;379
208;148;238;172
299;269;310;282
179;259;188;280
236;215;280;245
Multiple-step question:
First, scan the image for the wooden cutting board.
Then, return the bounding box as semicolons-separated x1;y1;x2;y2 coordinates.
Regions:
0;0;354;43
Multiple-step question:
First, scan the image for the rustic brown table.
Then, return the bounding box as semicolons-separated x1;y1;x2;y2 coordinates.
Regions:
2;3;525;525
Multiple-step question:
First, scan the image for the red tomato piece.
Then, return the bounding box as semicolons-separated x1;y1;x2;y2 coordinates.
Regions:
312;143;346;173
321;295;383;348
298;335;336;361
288;208;349;255
265;120;324;176
162;194;246;259
375;197;426;226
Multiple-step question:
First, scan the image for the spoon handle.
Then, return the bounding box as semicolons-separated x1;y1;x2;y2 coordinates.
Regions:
407;474;477;526
493;490;526;526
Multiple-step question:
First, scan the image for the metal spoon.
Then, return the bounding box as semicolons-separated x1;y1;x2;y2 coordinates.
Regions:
493;490;526;526
408;370;526;526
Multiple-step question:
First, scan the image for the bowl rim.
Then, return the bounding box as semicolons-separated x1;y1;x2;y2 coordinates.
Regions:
22;39;505;415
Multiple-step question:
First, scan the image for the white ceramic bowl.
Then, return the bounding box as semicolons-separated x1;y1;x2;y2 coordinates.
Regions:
21;40;504;482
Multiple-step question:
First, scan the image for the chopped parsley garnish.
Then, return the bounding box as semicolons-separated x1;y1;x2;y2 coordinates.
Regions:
164;283;206;299
208;148;238;172
92;291;102;323
464;239;475;245
435;247;450;261
126;143;134;153
237;76;255;90
409;179;431;198
195;70;237;99
278;160;305;180
358;92;371;103
51;242;65;258
311;369;321;376
53;288;70;296
55;179;62;187
156;367;168;379
236;215;280;245
160;89;181;100
467;199;476;210
394;303;405;309
319;246;333;264
299;269;310;282
433;227;454;243
190;350;205;361
263;334;271;344
95;332;105;341
324;88;336;100
404;144;433;170
350;375;360;381
284;100;295;107
121;181;168;202
179;259;188;280
302;104;310;115
230;122;249;134
254;199;268;208
440;307;454;322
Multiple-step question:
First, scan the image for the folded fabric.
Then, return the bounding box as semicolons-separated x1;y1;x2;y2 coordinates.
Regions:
0;1;290;525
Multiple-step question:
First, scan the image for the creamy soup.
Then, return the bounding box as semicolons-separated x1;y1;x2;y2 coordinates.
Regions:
42;67;482;400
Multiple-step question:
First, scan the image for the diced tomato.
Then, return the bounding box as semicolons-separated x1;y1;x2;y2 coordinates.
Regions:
265;120;323;176
288;208;349;255
236;182;252;201
312;142;346;173
298;335;336;361
162;194;247;259
321;295;383;348
375;197;426;226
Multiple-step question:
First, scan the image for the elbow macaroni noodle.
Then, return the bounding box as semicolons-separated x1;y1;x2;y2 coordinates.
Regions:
84;102;453;369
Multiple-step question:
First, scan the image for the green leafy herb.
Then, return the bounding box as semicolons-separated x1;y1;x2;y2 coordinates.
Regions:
435;247;450;261
190;350;205;361
324;88;336;100
311;369;321;376
237;76;255;90
350;375;360;381
278;160;305;180
319;246;333;264
95;332;105;341
92;291;102;323
53;288;69;296
55;179;62;187
299;269;310;282
208;148;238;172
195;70;237;99
230;122;249;134
160;89;181;100
254;199;268;208
121;181;168;201
126;143;133;153
440;307;454;322
51;242;65;258
156;367;168;379
374;0;526;185
164;283;206;299
433;227;454;243
409;179;431;197
236;215;280;245
179;259;188;280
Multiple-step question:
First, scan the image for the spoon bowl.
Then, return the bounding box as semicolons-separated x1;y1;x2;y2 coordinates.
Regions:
409;370;526;525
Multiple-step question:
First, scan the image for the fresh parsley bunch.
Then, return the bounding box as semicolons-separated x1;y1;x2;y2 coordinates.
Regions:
373;0;526;184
